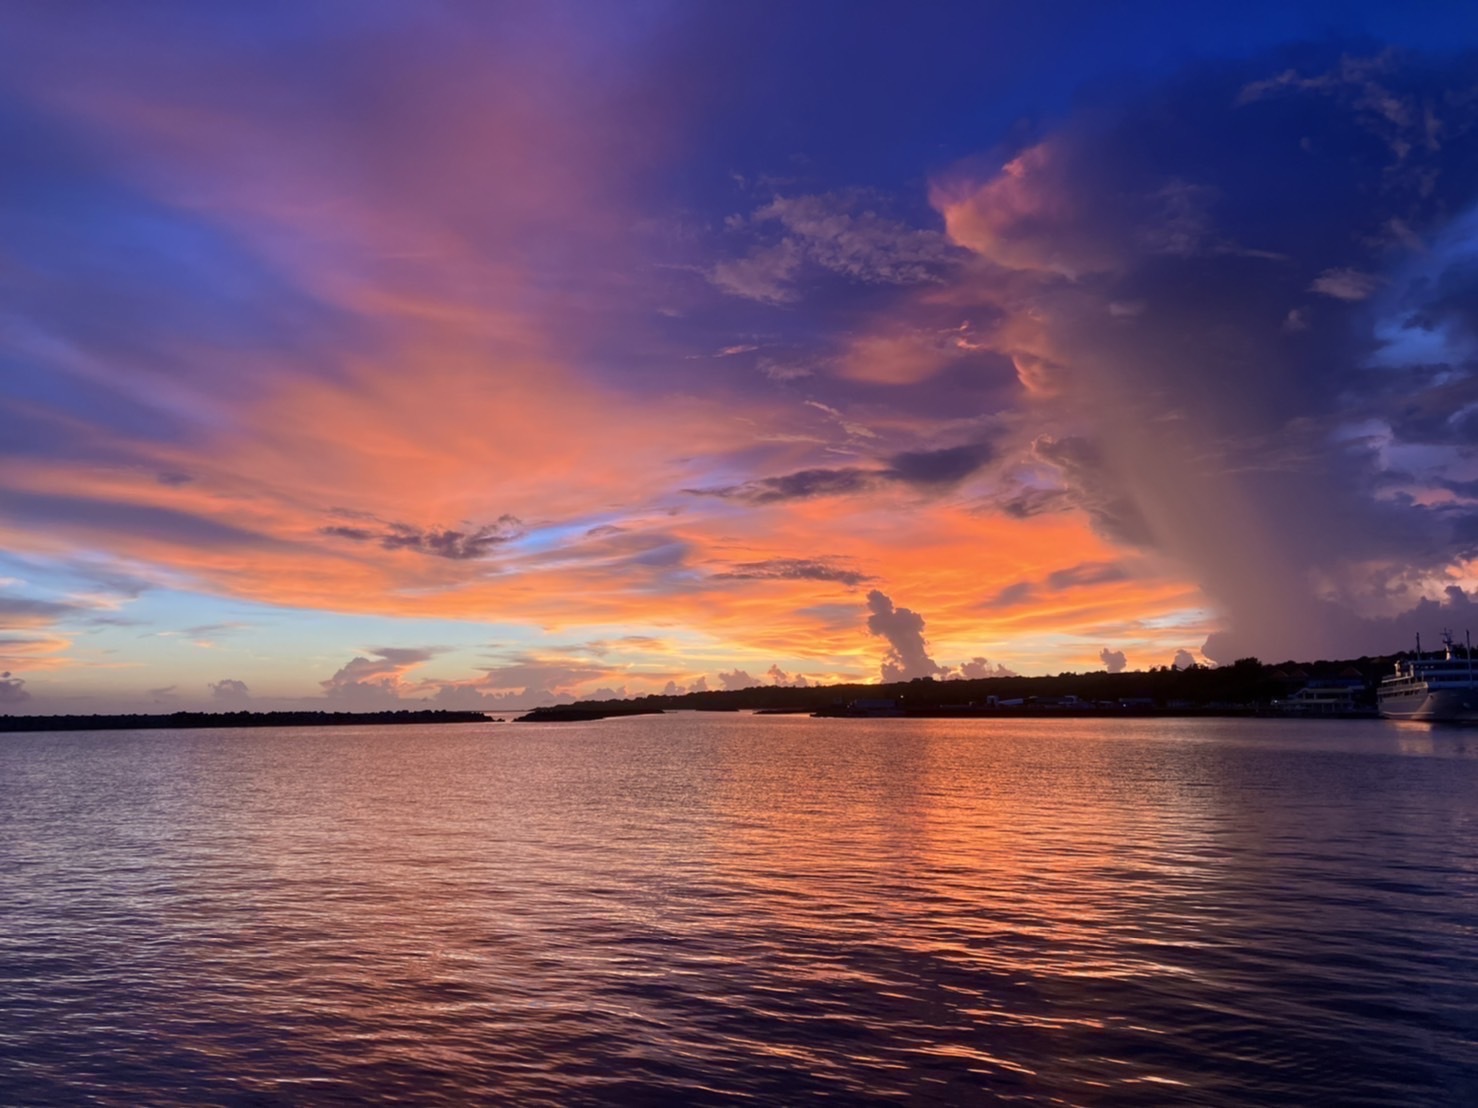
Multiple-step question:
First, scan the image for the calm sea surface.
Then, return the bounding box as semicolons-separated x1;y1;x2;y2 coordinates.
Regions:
1;714;1475;1105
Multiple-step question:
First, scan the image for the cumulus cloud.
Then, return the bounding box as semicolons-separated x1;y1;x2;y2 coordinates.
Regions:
718;668;761;690
955;656;1017;678
0;670;30;704
932;140;1220;279
865;589;942;682
1172;649;1197;670
416;655;629;715
209;677;250;702
429;683;572;711
933;139;1127;277
321;646;441;702
1099;648;1128;673
766;664;809;687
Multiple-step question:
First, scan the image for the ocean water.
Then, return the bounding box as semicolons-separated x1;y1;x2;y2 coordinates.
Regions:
1;714;1475;1105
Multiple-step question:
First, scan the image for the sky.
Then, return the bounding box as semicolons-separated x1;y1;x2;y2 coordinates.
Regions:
4;1;1478;713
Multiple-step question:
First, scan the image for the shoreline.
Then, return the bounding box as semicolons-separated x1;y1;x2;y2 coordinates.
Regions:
0;709;498;733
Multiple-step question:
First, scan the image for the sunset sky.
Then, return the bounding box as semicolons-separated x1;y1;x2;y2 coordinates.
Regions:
4;2;1478;712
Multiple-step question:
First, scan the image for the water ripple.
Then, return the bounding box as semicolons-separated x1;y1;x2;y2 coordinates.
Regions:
2;715;1476;1104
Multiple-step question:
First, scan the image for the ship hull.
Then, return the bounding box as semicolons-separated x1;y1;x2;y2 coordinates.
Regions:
1379;688;1478;721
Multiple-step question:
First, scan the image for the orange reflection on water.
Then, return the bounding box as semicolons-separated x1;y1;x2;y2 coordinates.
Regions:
55;713;1466;1103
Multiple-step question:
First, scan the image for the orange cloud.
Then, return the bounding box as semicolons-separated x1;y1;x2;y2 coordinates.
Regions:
932;140;1116;278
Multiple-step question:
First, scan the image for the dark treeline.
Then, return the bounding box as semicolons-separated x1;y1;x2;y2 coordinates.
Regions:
553;655;1401;715
1;655;1418;730
0;709;493;733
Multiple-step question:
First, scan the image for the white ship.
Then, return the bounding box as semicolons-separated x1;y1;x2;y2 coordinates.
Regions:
1378;631;1478;722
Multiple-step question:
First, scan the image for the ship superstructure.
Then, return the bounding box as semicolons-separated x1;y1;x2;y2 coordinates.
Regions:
1378;631;1478;721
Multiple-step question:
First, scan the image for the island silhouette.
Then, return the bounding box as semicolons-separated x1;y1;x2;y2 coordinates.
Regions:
516;654;1405;721
1;653;1434;729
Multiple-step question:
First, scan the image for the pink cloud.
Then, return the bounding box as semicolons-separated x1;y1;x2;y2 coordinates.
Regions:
932;140;1121;277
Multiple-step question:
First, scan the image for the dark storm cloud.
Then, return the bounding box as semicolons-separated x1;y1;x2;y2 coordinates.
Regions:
1046;561;1130;590
944;46;1478;660
1202;585;1478;664
883;442;994;486
1442;477;1478;499
321;515;523;560
1030;437;1156;548
383;522;520;561
714;558;873;587
992;485;1075;520
688;441;994;505
688;466;875;504
1344;372;1471;445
